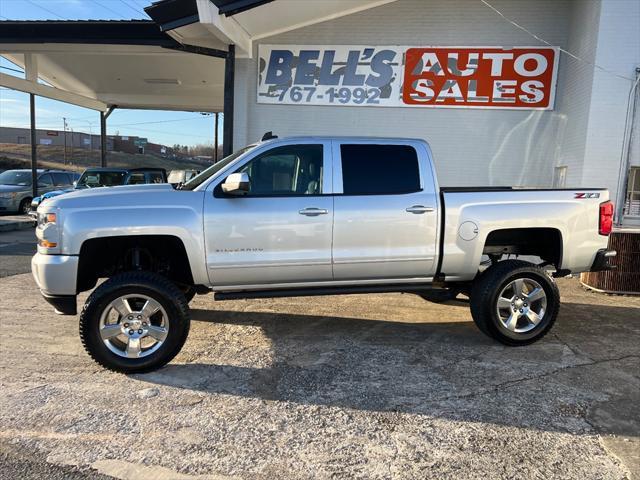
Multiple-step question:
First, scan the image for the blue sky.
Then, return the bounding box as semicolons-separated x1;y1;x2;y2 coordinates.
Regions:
0;0;222;148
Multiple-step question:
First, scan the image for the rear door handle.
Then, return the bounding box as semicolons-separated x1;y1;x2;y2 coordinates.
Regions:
406;205;435;214
299;207;329;216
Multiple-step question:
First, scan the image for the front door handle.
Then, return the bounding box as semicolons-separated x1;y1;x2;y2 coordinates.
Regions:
406;205;435;214
299;207;329;216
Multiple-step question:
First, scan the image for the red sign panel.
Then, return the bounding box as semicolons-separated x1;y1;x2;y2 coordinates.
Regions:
403;47;557;109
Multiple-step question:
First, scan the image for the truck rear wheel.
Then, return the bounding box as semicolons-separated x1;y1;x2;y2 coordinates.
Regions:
79;271;190;373
470;260;560;345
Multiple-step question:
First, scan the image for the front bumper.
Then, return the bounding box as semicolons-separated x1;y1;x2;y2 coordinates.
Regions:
32;253;78;315
41;293;77;315
590;248;617;272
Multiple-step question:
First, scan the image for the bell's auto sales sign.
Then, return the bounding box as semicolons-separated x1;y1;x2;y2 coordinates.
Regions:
257;45;558;109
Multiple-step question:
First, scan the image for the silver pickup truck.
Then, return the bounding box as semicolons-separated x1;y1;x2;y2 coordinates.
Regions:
31;136;616;373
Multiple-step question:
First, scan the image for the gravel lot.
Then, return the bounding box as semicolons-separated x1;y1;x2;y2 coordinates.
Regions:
0;272;638;479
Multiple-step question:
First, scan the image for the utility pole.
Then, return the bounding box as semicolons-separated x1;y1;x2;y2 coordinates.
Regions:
63;117;67;165
30;94;37;199
69;128;74;165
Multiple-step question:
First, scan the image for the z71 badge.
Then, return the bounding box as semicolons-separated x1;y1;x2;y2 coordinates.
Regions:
574;192;600;199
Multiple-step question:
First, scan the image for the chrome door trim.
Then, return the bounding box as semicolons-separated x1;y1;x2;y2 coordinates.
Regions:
209;260;331;269
406;205;435;214
332;257;434;264
299;207;329;216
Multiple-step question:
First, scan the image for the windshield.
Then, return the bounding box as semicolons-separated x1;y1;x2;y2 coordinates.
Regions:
180;145;257;191
0;170;32;186
77;171;127;188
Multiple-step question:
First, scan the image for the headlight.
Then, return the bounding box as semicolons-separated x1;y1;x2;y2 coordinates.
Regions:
37;212;59;250
0;192;17;199
37;212;57;227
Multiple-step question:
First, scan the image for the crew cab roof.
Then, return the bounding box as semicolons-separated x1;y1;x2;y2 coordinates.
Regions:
82;167;166;173
258;135;428;144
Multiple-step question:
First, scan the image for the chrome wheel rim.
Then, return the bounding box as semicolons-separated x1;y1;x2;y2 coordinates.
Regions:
99;294;169;359
496;278;547;333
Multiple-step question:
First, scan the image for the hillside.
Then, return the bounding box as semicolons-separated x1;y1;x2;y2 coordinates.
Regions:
0;143;212;173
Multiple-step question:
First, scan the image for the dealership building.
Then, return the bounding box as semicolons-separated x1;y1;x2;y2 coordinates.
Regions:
0;0;639;224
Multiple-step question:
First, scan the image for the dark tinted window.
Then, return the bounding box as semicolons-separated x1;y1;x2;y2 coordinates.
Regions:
147;172;165;183
38;173;53;187
340;144;420;195
77;171;126;187
235;144;323;196
127;173;146;185
52;172;71;186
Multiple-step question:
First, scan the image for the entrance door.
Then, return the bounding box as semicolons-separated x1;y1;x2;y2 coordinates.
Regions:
623;167;640;225
331;141;439;280
622;69;639;226
204;141;333;287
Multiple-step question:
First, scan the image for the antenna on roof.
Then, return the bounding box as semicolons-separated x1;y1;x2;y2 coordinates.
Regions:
261;131;278;141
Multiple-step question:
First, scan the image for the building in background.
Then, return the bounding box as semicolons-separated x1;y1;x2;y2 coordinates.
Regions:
0;126;113;151
0;127;177;158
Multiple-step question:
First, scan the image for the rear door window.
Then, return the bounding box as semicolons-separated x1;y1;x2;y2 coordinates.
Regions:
340;144;420;195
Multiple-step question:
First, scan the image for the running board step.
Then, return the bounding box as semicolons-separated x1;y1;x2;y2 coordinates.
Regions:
213;284;440;301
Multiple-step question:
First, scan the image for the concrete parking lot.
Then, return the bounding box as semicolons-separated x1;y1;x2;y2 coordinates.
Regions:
0;250;638;479
0;228;35;278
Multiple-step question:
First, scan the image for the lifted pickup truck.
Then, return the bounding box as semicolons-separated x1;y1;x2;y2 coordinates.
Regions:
31;136;616;373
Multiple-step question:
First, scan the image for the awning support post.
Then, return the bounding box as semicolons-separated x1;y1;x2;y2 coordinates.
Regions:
214;112;219;162
100;106;116;167
223;44;235;157
30;93;37;199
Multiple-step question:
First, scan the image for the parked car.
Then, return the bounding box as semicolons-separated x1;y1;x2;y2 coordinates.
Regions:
32;136;616;373
167;169;200;186
0;169;76;214
29;167;167;218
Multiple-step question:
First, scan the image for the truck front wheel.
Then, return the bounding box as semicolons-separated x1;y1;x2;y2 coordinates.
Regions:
470;260;560;345
79;271;190;373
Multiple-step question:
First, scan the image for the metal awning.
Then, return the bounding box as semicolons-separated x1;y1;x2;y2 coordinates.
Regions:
0;19;235;189
146;0;398;57
0;20;227;112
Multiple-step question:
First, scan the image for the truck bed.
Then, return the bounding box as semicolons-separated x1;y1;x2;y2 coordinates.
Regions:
438;187;610;281
441;187;607;193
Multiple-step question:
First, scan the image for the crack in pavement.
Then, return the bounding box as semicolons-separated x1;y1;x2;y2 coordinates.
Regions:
552;332;590;360
427;354;640;405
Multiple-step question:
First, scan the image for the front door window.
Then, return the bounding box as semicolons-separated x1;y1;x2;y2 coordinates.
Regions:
235;144;323;196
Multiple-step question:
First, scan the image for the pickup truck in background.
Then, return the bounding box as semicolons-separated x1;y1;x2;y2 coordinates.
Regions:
31;136;616;373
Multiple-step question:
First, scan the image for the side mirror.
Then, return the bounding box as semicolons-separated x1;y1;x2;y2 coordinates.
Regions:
221;172;250;195
73;181;77;187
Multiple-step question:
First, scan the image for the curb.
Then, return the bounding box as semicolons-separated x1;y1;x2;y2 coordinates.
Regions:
0;218;35;232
